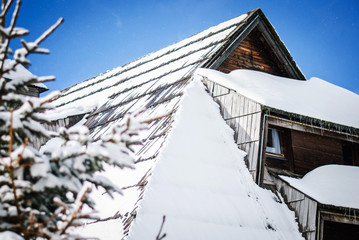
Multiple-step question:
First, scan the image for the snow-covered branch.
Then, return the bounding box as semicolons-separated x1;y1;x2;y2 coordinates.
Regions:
0;1;146;239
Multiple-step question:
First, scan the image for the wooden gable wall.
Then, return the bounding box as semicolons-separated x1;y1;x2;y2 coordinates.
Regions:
217;27;292;78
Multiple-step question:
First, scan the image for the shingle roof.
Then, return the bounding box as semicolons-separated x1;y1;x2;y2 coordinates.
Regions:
50;12;251;121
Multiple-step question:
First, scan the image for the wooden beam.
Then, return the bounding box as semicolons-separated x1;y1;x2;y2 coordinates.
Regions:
268;116;359;143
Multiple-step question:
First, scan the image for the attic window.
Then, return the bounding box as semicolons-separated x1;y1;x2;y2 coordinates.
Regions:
266;128;284;157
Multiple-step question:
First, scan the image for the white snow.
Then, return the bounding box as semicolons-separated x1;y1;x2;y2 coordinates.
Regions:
280;165;359;209
197;68;359;129
2;60;48;90
126;78;303;240
0;231;24;240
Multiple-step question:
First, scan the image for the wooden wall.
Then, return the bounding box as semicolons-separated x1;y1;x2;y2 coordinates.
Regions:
217;27;291;78
203;78;262;181
291;130;343;175
266;117;359;176
273;177;317;240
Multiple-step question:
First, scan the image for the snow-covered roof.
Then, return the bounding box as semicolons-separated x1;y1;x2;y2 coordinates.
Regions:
280;165;359;209
50;9;307;239
78;78;303;239
126;79;303;240
70;11;255;239
197;68;359;129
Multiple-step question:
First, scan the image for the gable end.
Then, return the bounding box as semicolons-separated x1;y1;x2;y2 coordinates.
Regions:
206;9;305;80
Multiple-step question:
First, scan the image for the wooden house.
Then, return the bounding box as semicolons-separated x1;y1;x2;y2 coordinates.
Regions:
46;8;359;240
198;68;359;240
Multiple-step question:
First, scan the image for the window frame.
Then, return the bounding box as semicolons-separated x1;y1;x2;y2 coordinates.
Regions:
266;127;286;159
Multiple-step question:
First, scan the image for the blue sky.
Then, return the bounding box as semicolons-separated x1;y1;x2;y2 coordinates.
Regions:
10;0;359;94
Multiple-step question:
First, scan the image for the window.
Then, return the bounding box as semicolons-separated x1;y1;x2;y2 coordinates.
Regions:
264;126;293;172
320;211;359;240
266;128;284;157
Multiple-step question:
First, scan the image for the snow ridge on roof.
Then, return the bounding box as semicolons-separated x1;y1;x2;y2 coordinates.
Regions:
197;68;359;129
127;79;303;240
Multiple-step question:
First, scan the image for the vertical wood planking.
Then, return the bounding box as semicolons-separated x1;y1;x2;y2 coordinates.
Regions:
274;177;317;240
203;79;262;180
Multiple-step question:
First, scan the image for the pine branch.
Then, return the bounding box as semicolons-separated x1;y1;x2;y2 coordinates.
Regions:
60;186;90;235
14;137;27;166
0;0;14;21
0;0;20;75
34;17;64;46
8;109;21;222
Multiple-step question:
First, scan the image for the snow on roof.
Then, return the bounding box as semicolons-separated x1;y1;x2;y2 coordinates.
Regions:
69;12;259;239
197;68;359;129
48;13;250;121
53;10;306;239
126;79;303;240
280;165;359;209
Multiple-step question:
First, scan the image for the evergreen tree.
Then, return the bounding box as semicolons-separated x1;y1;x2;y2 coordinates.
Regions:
0;1;145;239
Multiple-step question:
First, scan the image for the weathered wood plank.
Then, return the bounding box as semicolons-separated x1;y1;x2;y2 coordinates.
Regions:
217;27;291;78
273;176;317;240
204;79;262;181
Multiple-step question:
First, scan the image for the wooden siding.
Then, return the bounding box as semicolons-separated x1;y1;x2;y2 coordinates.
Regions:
217;27;291;78
203;79;262;180
291;130;342;175
273;176;317;240
267;116;359;176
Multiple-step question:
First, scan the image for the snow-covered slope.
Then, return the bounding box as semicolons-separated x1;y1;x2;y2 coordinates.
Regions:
127;79;303;240
197;68;359;129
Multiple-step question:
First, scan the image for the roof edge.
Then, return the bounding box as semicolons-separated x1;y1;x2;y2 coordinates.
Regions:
264;106;359;138
255;9;306;80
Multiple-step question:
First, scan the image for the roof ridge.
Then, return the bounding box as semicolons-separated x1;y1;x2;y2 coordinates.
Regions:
58;13;250;99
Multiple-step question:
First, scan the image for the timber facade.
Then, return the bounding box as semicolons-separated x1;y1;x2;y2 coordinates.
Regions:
203;75;359;240
200;11;359;238
217;27;292;78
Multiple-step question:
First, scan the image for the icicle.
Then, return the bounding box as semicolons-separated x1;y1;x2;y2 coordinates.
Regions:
310;118;314;131
354;210;357;224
